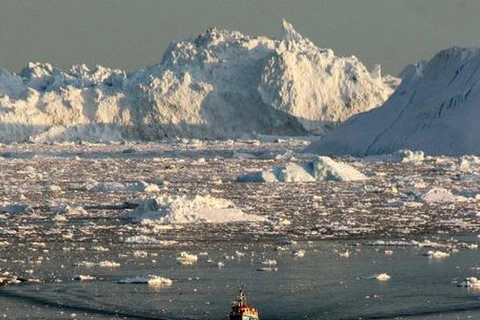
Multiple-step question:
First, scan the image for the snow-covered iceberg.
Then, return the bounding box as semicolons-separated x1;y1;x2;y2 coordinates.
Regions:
305;47;480;156
0;20;396;142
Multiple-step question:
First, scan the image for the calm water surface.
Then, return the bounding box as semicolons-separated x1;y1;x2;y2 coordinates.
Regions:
1;236;479;320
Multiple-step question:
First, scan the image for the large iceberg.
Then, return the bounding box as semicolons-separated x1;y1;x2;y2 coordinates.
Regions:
0;21;396;142
305;47;480;156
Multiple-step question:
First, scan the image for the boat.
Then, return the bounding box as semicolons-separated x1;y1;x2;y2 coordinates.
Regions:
229;285;259;320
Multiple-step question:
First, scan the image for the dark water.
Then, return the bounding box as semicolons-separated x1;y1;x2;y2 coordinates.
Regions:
1;237;479;320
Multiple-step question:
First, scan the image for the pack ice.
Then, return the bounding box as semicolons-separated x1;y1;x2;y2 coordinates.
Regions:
0;20;396;142
306;47;480;156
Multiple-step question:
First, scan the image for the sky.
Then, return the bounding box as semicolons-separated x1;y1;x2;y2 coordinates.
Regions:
1;0;480;76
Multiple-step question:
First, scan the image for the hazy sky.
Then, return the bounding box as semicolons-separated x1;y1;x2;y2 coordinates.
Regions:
1;0;479;75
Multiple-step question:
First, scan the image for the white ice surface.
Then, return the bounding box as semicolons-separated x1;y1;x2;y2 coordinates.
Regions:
305;47;480;156
0;21;396;142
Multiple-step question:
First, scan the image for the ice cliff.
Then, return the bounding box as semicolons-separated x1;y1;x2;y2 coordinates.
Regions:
0;20;396;143
306;47;480;156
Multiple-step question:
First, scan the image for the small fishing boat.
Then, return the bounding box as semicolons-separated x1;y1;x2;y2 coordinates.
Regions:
229;286;259;320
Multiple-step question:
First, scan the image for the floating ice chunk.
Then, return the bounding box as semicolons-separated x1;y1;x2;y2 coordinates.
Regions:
89;181;159;193
65;206;88;216
393;150;425;163
423;250;450;259
74;261;96;268
133;250;148;258
458;277;480;288
0;275;29;286
98;260;120;268
459;243;478;250
124;195;265;224
256;267;278;272
278;219;292;226
310;156;367;181
46;185;62;192
237;156;366;182
293;249;306;258
147;276;173;287
73;275;95;281
52;215;67;223
177;252;198;266
92;246;109;252
262;259;277;266
0;241;9;247
124;236;159;244
338;251;350;258
119;276;173;287
375;273;391;281
419;188;467;203
236;170;279;182
235;251;245;259
458;155;480;171
254;164;314;182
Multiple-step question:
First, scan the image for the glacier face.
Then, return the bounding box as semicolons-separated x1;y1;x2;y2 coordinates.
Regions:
305;47;480;156
0;21;396;143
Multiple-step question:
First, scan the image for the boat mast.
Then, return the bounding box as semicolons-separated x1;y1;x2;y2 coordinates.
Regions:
234;285;247;307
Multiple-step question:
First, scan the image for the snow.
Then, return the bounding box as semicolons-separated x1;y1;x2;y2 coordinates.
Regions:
0;21;396;143
237;156;367;182
305;47;480;156
123;195;265;224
